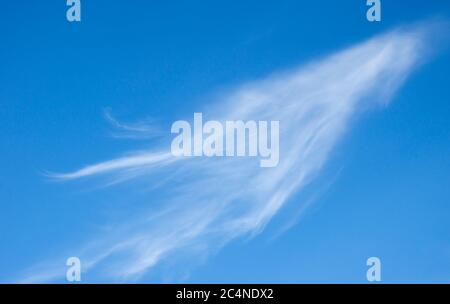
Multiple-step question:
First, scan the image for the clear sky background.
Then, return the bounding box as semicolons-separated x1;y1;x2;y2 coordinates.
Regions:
0;1;449;283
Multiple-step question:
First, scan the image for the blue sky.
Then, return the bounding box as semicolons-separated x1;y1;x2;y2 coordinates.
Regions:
0;1;449;283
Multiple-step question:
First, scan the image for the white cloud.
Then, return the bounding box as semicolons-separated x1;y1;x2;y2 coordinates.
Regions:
24;24;436;282
103;107;163;140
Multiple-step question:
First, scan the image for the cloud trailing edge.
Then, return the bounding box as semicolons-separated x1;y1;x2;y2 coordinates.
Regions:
26;24;435;282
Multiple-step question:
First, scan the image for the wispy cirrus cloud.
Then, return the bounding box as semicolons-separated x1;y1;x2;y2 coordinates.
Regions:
103;107;163;140
23;23;439;282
